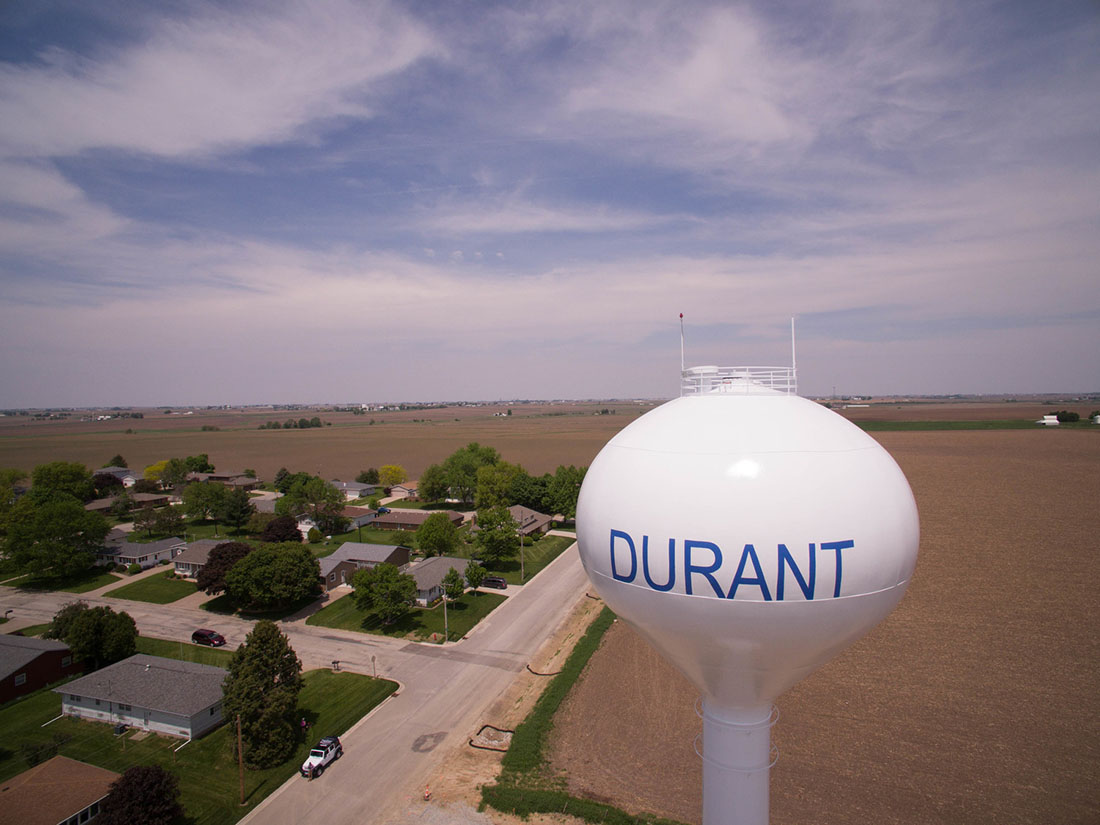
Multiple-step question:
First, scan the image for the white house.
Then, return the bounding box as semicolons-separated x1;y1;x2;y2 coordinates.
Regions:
97;535;186;569
409;555;468;606
1036;415;1060;426
56;654;227;740
330;480;376;501
172;539;223;578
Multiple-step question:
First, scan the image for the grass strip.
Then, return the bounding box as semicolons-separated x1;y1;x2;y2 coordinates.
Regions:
482;786;685;825
103;572;197;604
307;591;506;642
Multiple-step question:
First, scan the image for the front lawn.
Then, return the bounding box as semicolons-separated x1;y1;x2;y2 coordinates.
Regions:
5;623;50;637
0;665;397;825
135;636;235;666
200;593;320;621
104;572;197;604
490;535;576;584
13;568;122;593
307;590;506;642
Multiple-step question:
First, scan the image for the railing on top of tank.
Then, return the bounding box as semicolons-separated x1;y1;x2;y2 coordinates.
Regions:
681;366;798;396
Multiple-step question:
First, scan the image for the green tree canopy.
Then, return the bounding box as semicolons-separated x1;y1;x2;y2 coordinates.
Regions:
442;566;465;601
97;765;183;825
275;476;344;534
181;481;227;522
509;470;549;513
474;505;519;566
378;464;407;488
65;605;137;670
30;461;96;504
184;453;214;473
219;487;256;533
352;562;416;625
415;512;459;557
546;464;586;520
195;541;253;595
418;463;449;503
104;455;127;468
0;468;28;540
464;560;487;592
159;458;190;490
143;460;170;482
475;461;523;509
43;600;89;641
224;544;320;611
6;498;109;579
442;443;500;504
356;468;380;484
92;472;124;497
221;620;303;768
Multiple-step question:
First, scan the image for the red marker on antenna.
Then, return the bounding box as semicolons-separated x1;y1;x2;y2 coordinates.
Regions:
679;313;685;376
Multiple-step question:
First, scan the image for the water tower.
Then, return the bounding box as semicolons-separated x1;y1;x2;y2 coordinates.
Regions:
576;358;919;825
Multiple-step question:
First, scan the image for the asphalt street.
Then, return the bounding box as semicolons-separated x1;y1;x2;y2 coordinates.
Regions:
1;542;590;825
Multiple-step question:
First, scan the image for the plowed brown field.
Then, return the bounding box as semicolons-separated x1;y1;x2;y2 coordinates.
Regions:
548;429;1100;825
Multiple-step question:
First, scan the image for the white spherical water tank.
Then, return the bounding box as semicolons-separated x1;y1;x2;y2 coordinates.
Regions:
576;368;919;825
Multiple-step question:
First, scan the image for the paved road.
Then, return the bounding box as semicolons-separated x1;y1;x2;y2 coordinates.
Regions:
1;543;591;825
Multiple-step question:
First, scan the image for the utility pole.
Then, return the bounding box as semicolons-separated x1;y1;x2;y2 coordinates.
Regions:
237;715;245;806
442;592;448;644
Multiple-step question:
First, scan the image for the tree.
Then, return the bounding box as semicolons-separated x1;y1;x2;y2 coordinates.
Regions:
464;560;487;592
441;443;500;505
221;620;303;768
546;464;586;520
108;491;133;520
352;562;416;624
261;515;302;543
220;488;256;534
378;464;407;488
475;461;523;509
416;512;459;557
131;478;160;494
153;506;183;536
159;457;190;490
96;765;183;825
276;476;343;534
0;468;28;540
509;470;549;512
105;455;128;468
133;507;158;537
182;481;227;522
65;605;137;670
92;472;124;497
6;498;109;579
418;463;449;503
29;461;95;504
196;541;253;595
184;453;214;473
356;468;380;484
43;600;89;641
1054;410;1080;423
273;467;290;491
143;460;170;483
442;566;465;601
225;545;320;611
474;506;519;566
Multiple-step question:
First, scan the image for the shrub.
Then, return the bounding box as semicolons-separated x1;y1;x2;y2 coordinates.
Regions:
307;527;323;543
127;563;142;575
1054;410;1080;423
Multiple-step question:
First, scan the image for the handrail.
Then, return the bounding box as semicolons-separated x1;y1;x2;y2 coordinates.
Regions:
681;366;797;396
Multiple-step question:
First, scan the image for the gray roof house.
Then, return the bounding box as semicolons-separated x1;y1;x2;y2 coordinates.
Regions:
409;556;468;606
319;542;410;591
331;480;376;500
509;505;553;536
97;535;185;569
56;653;227;739
172;539;224;578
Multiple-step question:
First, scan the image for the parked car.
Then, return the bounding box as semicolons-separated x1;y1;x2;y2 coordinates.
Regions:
481;576;508;590
191;629;226;647
300;735;343;777
376;506;391;514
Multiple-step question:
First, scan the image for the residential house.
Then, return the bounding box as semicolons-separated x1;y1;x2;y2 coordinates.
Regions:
84;491;169;513
390;482;419;500
0;755;120;825
409;556;469;606
0;635;81;703
1036;415;1059;426
56;653;227;739
318;543;410;591
330;480;376;501
370;510;463;532
509;505;553;537
97;535;185;569
187;471;261;490
96;465;140;487
172;539;223;579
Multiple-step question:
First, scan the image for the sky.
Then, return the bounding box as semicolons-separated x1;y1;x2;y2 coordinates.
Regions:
0;0;1097;407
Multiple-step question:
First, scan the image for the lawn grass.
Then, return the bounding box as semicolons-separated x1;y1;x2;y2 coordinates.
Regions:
103;572;197;604
307;590;506;642
135;636;235;667
200;593;320;621
13;568;122;593
315;526;420;555
6;623;50;637
0;668;396;825
490;535;575;585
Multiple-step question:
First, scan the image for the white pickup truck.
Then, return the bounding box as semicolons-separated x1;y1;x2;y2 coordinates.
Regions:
300;735;343;777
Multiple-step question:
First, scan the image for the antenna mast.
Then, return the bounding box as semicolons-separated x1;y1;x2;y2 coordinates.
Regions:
790;316;797;394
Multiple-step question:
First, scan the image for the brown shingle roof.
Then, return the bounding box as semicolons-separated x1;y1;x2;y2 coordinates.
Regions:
0;755;119;825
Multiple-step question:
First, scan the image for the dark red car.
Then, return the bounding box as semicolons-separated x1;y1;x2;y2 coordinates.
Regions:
191;629;226;647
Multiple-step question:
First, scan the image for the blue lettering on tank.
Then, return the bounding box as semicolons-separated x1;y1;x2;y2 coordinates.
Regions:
777;543;815;601
610;529;637;582
684;540;724;597
608;530;855;601
641;535;676;592
726;544;772;601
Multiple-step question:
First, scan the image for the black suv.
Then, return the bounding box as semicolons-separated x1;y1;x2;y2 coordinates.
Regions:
481;576;508;590
191;629;226;647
